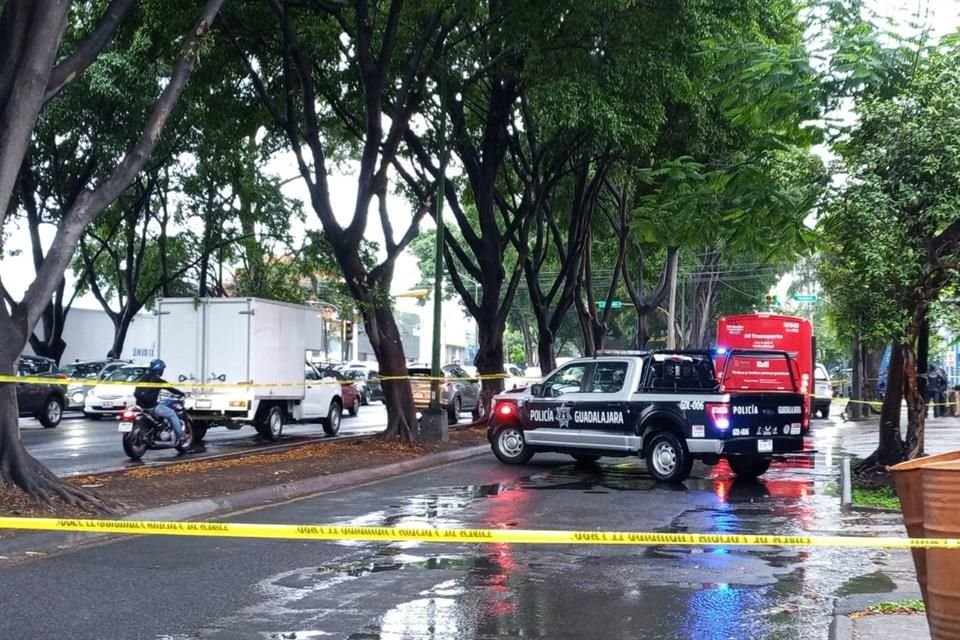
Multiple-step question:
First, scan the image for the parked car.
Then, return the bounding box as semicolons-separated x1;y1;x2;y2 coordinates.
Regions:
339;368;383;405
83;364;149;419
15;355;67;428
408;364;482;424
59;359;131;410
814;362;833;419
317;367;361;417
503;363;527;390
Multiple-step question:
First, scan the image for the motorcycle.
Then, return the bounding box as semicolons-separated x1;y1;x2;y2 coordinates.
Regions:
119;394;194;460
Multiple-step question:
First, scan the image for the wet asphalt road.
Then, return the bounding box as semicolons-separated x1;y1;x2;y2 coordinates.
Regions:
19;404;393;476
0;416;915;640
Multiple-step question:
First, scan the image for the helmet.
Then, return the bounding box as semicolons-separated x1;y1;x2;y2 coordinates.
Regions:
149;359;166;374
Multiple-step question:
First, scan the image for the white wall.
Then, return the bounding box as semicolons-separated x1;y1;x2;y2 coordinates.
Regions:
26;308;157;364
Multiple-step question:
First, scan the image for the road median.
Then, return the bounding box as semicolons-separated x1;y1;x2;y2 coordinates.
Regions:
0;425;489;559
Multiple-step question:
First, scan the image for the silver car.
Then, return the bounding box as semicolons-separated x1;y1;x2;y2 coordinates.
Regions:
408;364;481;424
60;359;131;410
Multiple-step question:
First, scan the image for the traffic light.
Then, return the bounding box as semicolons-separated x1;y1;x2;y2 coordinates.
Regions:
344;320;355;341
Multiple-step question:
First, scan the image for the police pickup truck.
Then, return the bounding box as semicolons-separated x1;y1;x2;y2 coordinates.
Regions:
487;350;808;482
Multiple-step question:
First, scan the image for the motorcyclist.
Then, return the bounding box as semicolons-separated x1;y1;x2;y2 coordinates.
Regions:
135;359;186;445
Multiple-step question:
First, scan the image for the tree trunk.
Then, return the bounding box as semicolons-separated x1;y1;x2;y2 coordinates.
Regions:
475;315;506;409
863;343;884;415
860;340;906;469
905;319;927;459
0;326;112;509
362;298;418;441
517;312;535;367
107;306;137;359
536;317;555;375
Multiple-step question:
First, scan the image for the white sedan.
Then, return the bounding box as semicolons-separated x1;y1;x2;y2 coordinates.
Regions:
83;364;148;419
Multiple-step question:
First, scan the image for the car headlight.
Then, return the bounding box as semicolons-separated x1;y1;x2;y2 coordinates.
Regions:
71;391;85;405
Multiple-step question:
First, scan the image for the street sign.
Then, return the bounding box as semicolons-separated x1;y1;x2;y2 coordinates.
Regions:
597;300;623;309
792;294;818;302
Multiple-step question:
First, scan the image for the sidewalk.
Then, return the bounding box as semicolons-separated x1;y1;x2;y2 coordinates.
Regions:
825;414;960;639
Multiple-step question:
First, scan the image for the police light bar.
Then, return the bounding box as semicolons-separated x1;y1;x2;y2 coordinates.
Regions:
595;349;649;356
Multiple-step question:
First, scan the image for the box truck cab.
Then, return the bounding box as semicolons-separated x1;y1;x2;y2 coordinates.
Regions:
156;297;342;442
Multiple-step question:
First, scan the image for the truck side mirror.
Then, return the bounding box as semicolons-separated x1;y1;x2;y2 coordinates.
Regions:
530;383;543;397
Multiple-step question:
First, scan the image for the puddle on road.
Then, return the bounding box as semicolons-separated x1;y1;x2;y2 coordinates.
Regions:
836;570;896;596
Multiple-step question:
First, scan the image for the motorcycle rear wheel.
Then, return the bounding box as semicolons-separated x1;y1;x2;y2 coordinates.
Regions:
122;424;148;460
175;418;194;453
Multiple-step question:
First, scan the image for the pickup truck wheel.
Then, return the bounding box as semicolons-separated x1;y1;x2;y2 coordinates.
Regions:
192;423;207;443
447;396;461;425
491;426;534;465
645;431;692;483
728;456;771;480
322;401;342;436
257;405;284;441
38;396;63;428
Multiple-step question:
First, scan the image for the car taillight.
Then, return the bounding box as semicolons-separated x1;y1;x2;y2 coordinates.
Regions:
707;403;730;430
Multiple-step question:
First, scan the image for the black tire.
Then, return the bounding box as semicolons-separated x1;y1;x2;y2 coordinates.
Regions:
491;426;534;465
361;388;371;406
256;405;285;442
322;400;342;436
447;396;461;425
38;396;63;428
818;405;830;419
191;422;207;443
572;454;600;464
122;424;148;460
471;398;486;422
175;418;194;453
645;431;693;483
348;395;359;417
728;455;771;480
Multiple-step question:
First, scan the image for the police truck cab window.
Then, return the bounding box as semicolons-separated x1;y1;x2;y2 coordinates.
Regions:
542;364;587;397
590;361;629;393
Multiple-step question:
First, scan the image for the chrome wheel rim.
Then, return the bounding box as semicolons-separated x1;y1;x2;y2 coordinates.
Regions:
269;410;282;437
47;401;61;424
651;441;678;476
330;406;340;432
497;428;525;458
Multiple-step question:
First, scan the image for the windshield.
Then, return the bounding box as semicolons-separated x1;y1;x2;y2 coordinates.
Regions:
60;362;105;379
106;367;147;382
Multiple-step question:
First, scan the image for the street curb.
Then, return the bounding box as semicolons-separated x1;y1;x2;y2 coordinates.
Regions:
828;614;853;640
0;443;490;561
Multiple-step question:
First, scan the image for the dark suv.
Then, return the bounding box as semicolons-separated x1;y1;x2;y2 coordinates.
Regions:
16;355;67;428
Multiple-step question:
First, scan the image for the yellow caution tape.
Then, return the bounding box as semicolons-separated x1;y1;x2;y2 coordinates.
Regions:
0;517;957;548
0;373;513;389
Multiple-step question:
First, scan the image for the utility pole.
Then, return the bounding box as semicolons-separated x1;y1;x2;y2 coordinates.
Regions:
421;69;449;442
666;250;679;349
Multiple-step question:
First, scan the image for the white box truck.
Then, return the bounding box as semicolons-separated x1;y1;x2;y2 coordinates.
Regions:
155;297;342;442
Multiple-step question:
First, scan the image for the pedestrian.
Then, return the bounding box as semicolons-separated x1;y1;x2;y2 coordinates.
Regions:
932;366;948;417
950;385;960;418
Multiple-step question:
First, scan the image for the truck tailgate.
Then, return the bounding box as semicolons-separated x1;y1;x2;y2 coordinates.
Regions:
727;392;806;438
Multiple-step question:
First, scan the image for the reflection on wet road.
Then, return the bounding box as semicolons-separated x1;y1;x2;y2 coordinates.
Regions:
0;420;917;640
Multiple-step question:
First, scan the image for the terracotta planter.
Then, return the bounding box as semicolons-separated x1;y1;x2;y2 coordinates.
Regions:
921;459;960;640
890;451;960;607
